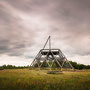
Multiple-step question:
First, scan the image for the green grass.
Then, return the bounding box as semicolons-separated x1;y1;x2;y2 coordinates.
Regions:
0;69;90;90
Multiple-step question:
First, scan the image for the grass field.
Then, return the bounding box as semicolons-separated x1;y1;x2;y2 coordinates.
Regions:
0;69;90;90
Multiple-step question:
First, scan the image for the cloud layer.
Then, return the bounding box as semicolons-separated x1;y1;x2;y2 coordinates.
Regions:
0;0;90;65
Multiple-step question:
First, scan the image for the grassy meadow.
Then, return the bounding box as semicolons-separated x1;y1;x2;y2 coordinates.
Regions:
0;69;90;90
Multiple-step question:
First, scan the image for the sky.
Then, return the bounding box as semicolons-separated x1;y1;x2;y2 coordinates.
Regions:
0;0;90;66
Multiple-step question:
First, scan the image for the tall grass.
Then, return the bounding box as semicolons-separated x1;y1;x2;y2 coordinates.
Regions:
0;69;90;90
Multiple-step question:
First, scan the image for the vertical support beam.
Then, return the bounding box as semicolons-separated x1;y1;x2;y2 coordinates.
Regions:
49;36;51;50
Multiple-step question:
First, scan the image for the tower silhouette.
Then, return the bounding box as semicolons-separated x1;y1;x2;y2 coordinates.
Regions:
30;36;74;69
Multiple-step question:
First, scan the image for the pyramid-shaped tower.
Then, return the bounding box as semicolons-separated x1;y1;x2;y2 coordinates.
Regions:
30;36;74;69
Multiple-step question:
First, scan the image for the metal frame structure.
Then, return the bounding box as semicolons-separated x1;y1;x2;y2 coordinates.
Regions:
30;36;74;69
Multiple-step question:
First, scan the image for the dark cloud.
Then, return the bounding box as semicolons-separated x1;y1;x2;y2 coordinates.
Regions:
0;1;35;56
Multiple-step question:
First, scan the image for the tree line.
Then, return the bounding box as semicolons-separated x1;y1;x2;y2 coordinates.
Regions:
0;61;90;70
0;65;29;70
70;61;90;70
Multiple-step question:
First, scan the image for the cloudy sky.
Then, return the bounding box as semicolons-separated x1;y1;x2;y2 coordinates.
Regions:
0;0;90;66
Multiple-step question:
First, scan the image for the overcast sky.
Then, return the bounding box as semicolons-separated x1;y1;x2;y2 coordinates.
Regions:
0;0;90;66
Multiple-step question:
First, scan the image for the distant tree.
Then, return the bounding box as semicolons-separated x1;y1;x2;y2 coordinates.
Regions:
70;61;90;69
69;61;78;69
0;65;29;69
78;64;85;69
